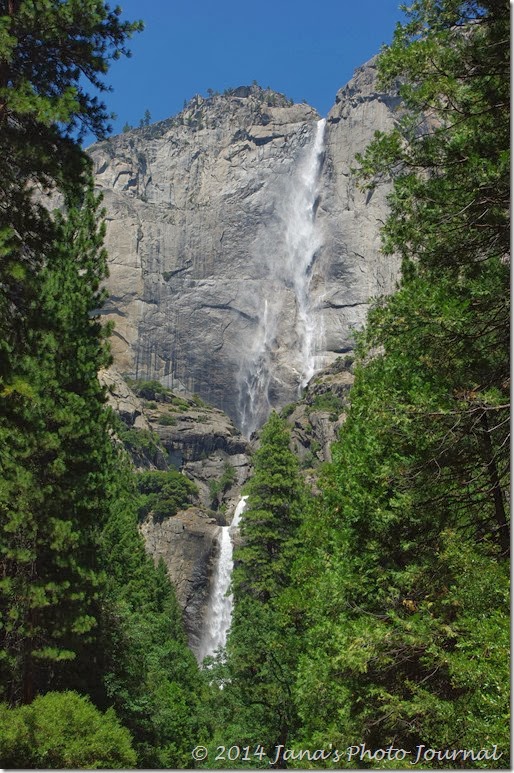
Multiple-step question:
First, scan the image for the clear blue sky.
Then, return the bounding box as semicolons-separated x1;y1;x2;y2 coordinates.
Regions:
99;1;406;138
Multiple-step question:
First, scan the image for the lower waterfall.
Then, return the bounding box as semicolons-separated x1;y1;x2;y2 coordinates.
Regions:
197;496;248;662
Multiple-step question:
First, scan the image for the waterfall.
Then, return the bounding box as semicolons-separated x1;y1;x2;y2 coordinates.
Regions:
238;118;326;435
283;117;326;390
201;120;326;661
197;496;248;662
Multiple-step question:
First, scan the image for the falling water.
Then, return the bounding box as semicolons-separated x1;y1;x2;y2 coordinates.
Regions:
202;120;326;660
282;118;326;389
197;496;248;662
238;118;326;435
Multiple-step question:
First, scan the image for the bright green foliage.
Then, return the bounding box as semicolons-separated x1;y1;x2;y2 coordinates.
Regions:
137;469;198;521
292;0;509;764
0;690;136;768
204;413;308;767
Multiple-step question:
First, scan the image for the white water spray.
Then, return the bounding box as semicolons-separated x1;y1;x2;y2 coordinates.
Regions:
282;118;326;389
197;496;248;662
238;119;326;435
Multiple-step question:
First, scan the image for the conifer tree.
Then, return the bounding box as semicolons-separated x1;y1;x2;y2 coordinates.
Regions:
0;183;115;703
0;0;142;387
208;413;307;767
97;452;205;768
0;0;142;705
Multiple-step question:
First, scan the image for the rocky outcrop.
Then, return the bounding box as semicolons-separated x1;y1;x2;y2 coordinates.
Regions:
101;364;251;644
140;506;220;650
99;365;151;431
90;65;401;434
285;356;354;474
317;56;402;356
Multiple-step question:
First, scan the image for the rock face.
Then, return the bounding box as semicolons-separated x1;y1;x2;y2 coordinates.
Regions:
101;364;251;646
90;62;401;436
318;57;402;356
140;506;220;651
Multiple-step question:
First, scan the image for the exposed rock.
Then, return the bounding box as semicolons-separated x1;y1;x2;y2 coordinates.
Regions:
140;506;220;650
102;364;252;646
93;61;403;651
318;56;402;357
285;356;355;470
90;64;401;434
99;366;151;431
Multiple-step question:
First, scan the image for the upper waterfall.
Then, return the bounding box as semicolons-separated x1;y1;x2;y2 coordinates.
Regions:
238;118;326;436
93;65;401;431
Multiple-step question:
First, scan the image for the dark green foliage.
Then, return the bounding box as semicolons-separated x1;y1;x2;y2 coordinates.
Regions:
127;378;172;401
204;414;308;766
137;469;198;521
0;690;136;768
157;413;177;425
112;415;167;468
0;184;117;704
126;378;193;412
236;413;304;602
98;463;204;767
0;1;142;706
309;392;343;415
0;5;205;768
139;108;151;127
0;1;142;380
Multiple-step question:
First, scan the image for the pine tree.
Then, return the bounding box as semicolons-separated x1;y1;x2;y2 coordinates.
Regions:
0;183;116;703
139;108;151;127
0;0;142;706
235;412;304;602
0;0;142;385
98;451;205;768
207;413;307;767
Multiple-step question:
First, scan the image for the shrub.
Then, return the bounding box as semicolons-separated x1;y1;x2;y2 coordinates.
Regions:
0;691;136;769
137;470;197;521
157;414;177;426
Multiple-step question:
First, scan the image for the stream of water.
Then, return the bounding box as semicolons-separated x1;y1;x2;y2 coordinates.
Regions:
197;496;248;662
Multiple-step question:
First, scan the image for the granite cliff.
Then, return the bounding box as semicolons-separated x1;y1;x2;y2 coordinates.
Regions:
90;57;401;436
92;57;402;652
101;365;251;649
